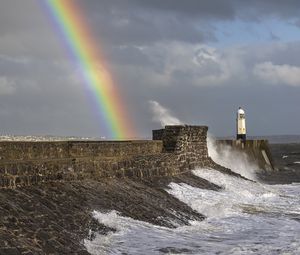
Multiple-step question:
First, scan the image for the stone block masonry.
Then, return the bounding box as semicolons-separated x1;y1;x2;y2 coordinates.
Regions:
0;125;234;189
0;140;163;188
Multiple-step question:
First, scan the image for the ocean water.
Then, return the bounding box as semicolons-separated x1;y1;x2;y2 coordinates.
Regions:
84;168;300;255
84;139;300;255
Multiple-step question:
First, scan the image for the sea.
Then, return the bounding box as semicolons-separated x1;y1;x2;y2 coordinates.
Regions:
1;135;300;254
85;171;300;255
84;136;300;255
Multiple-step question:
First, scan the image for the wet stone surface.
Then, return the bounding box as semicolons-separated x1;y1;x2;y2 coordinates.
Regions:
0;172;221;254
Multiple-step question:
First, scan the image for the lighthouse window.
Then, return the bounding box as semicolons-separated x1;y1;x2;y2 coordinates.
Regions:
239;114;245;119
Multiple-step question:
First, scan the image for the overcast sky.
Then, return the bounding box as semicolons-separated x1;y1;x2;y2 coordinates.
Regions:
1;0;300;138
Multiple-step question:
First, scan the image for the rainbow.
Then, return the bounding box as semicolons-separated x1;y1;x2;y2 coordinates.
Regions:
42;0;135;139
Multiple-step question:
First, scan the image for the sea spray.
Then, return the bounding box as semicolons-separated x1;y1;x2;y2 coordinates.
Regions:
149;100;182;127
85;170;300;254
84;210;200;255
207;134;258;180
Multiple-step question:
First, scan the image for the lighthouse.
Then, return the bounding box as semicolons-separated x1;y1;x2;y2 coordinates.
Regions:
236;107;246;141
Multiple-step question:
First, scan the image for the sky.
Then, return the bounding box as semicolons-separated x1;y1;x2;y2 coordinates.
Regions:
1;0;300;138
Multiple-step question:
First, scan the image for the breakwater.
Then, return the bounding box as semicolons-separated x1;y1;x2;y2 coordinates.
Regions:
0;140;162;188
1;125;230;189
0;126;274;189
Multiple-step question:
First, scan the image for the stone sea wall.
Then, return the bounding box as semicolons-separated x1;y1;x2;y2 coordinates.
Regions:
0;140;163;188
0;125;222;189
216;139;275;171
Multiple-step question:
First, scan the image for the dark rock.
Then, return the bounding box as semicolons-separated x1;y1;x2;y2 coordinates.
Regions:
0;248;21;255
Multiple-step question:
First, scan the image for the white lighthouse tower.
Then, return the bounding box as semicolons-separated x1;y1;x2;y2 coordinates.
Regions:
236;107;246;141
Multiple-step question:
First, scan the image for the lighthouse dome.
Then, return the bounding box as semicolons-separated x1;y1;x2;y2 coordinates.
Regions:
238;107;245;114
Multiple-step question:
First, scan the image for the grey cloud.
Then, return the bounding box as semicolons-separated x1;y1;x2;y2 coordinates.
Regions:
0;0;67;60
0;55;100;136
130;0;300;20
253;62;300;86
235;0;300;19
109;41;300;136
0;76;15;95
84;5;216;46
270;32;280;41
81;0;300;23
75;0;300;54
1;0;300;137
130;0;235;19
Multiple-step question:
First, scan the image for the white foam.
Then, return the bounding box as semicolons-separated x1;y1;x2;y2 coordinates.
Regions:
207;134;258;180
165;169;276;219
84;210;210;255
167;167;300;221
85;169;300;254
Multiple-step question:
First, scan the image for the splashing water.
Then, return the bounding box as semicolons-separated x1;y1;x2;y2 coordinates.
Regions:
207;134;258;180
149;100;182;127
85;169;300;254
175;169;300;218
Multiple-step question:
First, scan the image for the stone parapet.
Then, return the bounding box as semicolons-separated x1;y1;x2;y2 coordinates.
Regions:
0;126;222;189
